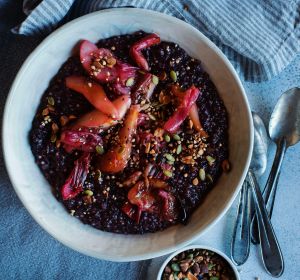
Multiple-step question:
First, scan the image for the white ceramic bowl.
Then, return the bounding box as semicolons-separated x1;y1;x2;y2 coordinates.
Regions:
157;245;240;280
3;8;253;261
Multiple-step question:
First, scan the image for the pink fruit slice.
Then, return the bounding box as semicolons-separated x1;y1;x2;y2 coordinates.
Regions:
66;76;118;118
61;153;91;200
164;85;200;133
130;33;160;71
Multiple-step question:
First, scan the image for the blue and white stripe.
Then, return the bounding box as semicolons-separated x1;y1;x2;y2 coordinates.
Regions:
13;0;300;82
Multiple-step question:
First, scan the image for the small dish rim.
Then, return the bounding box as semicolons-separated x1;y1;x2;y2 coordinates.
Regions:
156;244;240;280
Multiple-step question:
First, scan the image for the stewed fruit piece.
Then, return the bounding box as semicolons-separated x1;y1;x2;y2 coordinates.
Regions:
79;40;139;95
80;40;118;82
132;72;157;103
127;181;156;223
111;62;138;95
61;153;91;200
69;95;131;130
96;105;140;173
60;130;102;153
130;33;160;71
171;85;208;137
157;190;178;222
188;103;208;138
66;76;118;118
122;202;138;221
164;85;200;133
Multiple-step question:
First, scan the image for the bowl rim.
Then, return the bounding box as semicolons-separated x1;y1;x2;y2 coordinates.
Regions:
156;245;240;280
2;8;253;261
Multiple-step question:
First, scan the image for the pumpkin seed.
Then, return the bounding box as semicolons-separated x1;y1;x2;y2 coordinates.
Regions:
206;155;215;166
208;263;216;270
125;77;134;87
171;263;180;272
173;134;180;141
163;169;173;177
176;144;182;154
199;168;206;181
152;75;159;85
165;153;175;162
96;170;101;178
207;174;213;183
170;70;177;82
187;253;194;259
164;134;171;142
95;145;104;155
47;97;55;106
83;190;93;196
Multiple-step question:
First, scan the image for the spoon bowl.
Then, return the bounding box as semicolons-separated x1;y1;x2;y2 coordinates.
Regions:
269;87;300;146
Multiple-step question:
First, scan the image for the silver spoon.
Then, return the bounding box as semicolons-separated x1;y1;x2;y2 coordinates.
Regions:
251;88;300;244
248;170;284;277
231;112;268;265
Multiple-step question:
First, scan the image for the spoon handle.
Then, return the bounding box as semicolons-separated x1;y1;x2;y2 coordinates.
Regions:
248;170;284;277
264;138;287;216
251;138;287;244
231;179;251;265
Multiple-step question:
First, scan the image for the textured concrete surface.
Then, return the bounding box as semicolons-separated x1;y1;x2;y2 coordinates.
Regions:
147;54;300;279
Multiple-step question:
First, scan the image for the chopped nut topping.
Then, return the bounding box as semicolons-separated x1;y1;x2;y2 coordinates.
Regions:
192;178;199;185
42;108;49;116
206;155;215;166
60;115;69;126
181;156;195;165
222;159;231;172
52;123;59;133
145;142;151;153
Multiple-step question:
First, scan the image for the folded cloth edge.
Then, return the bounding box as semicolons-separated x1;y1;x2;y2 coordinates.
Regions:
11;0;300;83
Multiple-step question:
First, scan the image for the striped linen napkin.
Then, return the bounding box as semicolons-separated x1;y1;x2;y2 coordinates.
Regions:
14;0;300;82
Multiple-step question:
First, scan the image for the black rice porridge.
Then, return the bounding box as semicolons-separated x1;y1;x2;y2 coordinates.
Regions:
29;31;229;234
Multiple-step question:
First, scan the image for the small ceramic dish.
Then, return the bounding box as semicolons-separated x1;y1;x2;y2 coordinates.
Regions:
157;245;240;280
